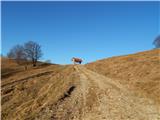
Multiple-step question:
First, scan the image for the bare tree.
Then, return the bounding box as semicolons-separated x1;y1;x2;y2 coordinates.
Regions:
24;41;42;66
7;44;27;65
153;35;160;49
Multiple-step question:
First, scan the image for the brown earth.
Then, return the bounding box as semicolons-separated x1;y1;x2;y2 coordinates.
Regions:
1;49;160;120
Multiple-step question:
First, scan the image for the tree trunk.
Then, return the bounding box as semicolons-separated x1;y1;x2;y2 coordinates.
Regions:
32;59;36;67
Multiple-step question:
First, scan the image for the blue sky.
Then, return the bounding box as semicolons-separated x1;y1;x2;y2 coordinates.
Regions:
2;1;160;64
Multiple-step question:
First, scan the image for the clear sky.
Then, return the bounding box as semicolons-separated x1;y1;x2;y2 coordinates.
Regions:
2;1;160;64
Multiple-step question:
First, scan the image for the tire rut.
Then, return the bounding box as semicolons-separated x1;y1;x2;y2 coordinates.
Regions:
74;65;160;120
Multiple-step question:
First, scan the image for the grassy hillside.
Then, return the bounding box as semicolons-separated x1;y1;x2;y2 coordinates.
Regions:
1;58;79;120
1;49;160;120
86;49;160;104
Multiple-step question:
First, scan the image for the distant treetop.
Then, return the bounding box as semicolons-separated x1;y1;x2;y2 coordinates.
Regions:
153;35;160;49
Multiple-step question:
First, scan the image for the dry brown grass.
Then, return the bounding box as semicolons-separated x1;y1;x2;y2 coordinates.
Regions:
86;49;160;104
1;58;79;120
1;49;160;120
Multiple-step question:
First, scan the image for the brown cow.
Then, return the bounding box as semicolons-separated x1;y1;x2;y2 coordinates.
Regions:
71;57;83;64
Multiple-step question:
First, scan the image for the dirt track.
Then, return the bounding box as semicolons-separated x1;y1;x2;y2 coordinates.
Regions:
2;64;160;120
72;65;160;120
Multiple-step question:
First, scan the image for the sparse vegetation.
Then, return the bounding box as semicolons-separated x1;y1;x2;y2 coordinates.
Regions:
7;41;42;67
45;59;52;64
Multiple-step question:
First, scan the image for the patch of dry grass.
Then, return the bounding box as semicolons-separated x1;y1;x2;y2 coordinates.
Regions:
86;49;160;104
1;58;78;120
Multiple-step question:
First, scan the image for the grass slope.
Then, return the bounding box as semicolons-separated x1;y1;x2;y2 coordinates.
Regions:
86;49;160;104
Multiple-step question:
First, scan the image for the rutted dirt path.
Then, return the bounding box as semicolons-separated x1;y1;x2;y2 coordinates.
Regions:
74;65;160;120
2;64;159;120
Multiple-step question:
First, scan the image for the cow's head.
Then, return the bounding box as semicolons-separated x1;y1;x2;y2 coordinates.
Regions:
71;57;75;61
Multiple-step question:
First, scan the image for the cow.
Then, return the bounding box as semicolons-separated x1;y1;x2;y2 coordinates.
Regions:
71;57;83;64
